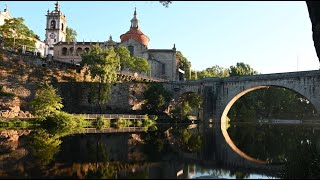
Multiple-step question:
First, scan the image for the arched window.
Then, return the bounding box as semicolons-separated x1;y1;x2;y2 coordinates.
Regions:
85;47;90;52
128;45;134;57
61;23;64;31
69;47;74;55
76;47;82;56
62;47;67;56
51;20;56;29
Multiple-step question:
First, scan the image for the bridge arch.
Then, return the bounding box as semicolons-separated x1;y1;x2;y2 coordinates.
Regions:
220;85;268;165
220;84;319;122
220;84;319;164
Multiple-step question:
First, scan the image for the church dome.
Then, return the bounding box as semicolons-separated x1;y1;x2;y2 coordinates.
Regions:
120;8;150;47
120;28;149;47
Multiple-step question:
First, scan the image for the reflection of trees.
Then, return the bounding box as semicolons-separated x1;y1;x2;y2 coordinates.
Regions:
85;162;149;179
140;131;167;161
27;129;61;165
86;162;117;179
227;124;319;164
280;139;320;179
172;129;202;153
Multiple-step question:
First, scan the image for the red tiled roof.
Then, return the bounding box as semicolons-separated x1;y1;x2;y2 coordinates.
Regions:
120;28;150;47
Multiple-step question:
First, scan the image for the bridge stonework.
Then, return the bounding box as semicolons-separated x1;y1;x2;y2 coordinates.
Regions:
162;70;320;123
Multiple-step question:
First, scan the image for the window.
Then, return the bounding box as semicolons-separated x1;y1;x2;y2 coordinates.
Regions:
51;20;56;29
61;23;64;31
128;45;134;57
76;47;82;56
162;64;166;74
62;47;67;56
69;47;74;55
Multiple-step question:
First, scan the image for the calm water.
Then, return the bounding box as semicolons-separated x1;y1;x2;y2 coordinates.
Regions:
0;122;319;179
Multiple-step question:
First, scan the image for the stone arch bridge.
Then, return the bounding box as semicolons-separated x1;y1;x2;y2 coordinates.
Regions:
161;70;320;123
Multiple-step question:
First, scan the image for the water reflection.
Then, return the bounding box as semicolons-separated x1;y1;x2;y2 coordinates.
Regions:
0;121;319;178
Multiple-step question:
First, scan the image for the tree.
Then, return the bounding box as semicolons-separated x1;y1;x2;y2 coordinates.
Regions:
29;82;63;117
229;62;258;76
81;44;120;112
172;92;203;120
142;83;173;114
177;51;192;80
115;46;132;70
306;1;320;64
0;17;36;51
66;26;77;43
197;65;230;79
131;56;150;74
114;46;150;74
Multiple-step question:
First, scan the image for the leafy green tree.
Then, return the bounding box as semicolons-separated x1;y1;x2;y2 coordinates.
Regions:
29;82;63;117
142;83;173;114
115;46;132;70
81;44;120;113
0;17;36;51
197;65;229;79
114;46;150;74
229;62;258;76
66;26;77;42
131;56;150;74
177;51;192;80
172;93;202;120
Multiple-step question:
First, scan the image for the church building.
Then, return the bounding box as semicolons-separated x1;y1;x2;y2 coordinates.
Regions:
45;2;182;81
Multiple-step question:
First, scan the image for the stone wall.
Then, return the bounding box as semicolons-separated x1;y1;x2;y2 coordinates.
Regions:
54;82;149;114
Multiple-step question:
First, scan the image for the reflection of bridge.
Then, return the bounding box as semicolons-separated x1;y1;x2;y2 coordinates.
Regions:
172;124;283;178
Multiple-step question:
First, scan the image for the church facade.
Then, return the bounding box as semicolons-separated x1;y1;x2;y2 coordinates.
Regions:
45;2;182;81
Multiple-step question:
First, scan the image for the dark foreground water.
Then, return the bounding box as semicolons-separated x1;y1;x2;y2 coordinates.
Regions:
0;122;320;179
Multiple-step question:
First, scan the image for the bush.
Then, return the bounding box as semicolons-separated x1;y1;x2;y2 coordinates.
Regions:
96;116;110;130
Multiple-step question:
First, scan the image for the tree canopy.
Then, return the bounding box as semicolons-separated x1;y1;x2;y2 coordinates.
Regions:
66;26;77;43
81;44;120;83
29;82;63;117
0;17;36;51
197;65;229;79
142;83;173;114
229;62;258;76
177;51;192;80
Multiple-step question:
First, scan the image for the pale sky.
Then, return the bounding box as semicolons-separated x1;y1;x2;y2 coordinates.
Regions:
1;1;319;74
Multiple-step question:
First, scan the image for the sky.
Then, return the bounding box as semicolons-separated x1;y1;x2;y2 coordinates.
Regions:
1;1;320;74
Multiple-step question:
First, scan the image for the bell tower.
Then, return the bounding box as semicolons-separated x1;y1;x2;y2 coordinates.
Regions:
45;1;66;55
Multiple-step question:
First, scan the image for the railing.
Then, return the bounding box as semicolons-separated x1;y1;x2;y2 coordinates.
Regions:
74;114;156;120
118;70;167;82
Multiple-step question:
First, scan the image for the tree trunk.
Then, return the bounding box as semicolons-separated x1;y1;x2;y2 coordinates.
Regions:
306;1;320;65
